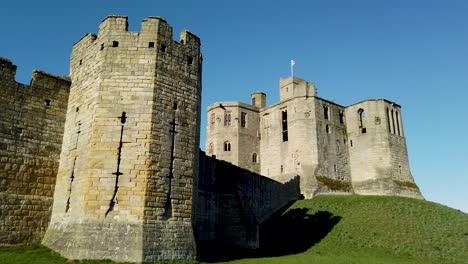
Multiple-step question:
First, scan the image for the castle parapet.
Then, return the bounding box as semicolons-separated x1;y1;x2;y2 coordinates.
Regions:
0;57;17;81
279;76;317;101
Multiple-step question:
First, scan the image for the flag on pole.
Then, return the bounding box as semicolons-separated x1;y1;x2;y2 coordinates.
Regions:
290;59;296;76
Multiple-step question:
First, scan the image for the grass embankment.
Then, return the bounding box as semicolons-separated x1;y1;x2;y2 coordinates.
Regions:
1;195;466;264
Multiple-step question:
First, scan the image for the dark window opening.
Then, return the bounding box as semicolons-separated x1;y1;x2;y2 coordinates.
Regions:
160;44;167;53
241;112;247;128
350;140;353;147
323;105;329;120
75;107;80;112
224;142;231;152
187;56;194;65
148;42;155;48
391;109;396;134
252;153;257;163
358;109;366;134
280;165;284;173
43;99;51;107
339;111;344;124
173;102;178;110
79;59;82;66
396;111;401;136
326;124;330;134
101;43;105;50
282;110;288;142
334;164;337;172
112;41;119;47
224;112;231;126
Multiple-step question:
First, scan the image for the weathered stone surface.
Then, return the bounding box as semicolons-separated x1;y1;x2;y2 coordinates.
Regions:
42;16;201;262
0;57;70;245
206;76;422;199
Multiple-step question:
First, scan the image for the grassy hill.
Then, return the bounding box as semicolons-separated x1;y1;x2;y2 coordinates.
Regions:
1;195;466;264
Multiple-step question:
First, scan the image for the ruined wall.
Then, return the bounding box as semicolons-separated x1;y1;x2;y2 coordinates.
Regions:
0;57;70;245
194;151;300;252
313;98;351;195
43;16;202;262
345;100;422;198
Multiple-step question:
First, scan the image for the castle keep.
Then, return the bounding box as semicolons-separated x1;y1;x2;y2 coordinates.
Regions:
206;77;422;199
0;15;420;262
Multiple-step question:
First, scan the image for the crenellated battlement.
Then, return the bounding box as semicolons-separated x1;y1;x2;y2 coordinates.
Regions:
74;15;200;50
70;16;201;78
0;57;17;81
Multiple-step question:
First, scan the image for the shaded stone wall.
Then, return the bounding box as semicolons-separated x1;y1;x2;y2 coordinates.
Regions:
0;57;70;245
194;151;301;251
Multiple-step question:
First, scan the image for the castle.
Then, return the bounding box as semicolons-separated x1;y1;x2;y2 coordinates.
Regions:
0;15;421;262
206;77;422;199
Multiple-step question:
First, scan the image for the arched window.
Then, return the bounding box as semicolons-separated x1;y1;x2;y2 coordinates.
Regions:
224;141;231;152
252;153;258;163
208;143;214;154
358;109;366;133
391;109;396;134
386;108;391;132
395;111;401;136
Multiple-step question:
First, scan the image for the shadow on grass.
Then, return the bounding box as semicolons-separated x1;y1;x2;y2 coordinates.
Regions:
259;209;341;256
198;209;341;262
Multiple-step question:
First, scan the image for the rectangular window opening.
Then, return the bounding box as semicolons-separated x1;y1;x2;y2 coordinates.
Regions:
241;112;247;128
187;56;194;65
224;112;231;126
323;105;329;120
112;41;119;47
149;42;155;48
282;110;288;142
210;113;215;129
339;111;344;124
160;44;167;53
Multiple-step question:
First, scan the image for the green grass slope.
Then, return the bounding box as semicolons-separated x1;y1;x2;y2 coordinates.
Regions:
247;195;468;264
1;195;466;264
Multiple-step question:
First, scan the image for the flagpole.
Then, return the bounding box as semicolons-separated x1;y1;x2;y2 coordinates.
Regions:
290;59;295;77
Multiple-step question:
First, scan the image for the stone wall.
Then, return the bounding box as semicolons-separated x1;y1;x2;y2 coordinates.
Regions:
42;16;202;262
0;57;70;245
206;101;260;173
194;151;301;252
345;100;422;199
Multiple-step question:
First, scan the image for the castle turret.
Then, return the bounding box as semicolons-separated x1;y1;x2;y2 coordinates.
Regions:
251;91;266;108
43;16;202;262
345;100;422;198
206;101;260;174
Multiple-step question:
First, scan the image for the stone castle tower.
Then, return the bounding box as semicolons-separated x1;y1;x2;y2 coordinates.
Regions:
206;77;421;199
42;16;202;262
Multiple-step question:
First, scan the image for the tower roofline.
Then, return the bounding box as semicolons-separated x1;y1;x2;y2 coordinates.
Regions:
346;99;401;108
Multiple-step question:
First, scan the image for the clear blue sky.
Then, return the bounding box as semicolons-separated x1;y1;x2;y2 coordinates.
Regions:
1;0;467;212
